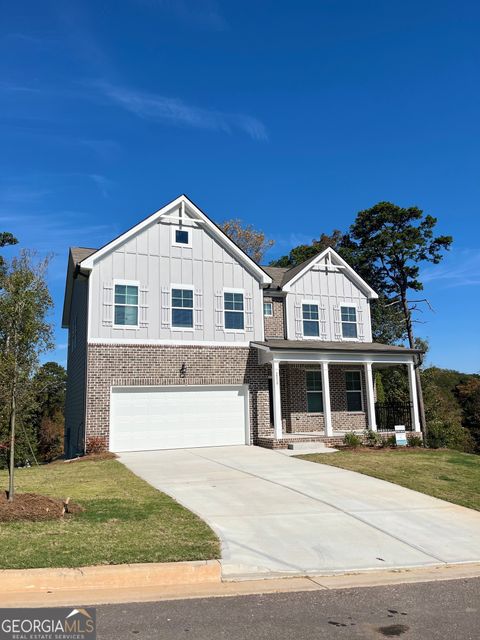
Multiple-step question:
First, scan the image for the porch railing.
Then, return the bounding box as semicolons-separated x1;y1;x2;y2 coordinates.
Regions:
375;402;413;432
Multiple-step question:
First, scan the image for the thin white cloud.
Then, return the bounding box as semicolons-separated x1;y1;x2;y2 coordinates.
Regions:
0;185;52;203
422;248;480;288
138;0;228;31
88;174;114;198
96;82;268;141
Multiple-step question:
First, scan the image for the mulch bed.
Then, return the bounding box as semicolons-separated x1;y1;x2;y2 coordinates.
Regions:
0;492;83;523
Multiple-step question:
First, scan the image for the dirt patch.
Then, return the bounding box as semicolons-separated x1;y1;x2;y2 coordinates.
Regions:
0;492;83;522
63;452;118;464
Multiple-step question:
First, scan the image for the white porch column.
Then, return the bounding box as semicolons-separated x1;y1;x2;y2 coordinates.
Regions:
407;361;422;432
364;361;377;431
321;361;333;436
271;359;283;440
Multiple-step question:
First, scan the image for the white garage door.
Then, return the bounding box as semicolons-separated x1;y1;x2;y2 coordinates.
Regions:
110;385;249;452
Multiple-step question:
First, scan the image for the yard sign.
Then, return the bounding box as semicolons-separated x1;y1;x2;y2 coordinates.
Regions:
394;425;407;447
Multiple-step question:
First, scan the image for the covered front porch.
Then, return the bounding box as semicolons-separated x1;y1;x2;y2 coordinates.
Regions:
253;339;422;447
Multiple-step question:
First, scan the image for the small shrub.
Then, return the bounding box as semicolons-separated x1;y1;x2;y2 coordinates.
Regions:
343;432;362;448
408;435;423;448
38;411;64;462
86;436;107;454
383;435;397;448
426;419;475;452
364;429;382;447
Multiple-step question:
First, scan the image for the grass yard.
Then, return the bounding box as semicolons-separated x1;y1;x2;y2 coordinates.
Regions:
0;458;220;570
298;448;480;511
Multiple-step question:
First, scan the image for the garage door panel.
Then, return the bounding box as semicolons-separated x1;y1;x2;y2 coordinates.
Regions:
110;385;248;452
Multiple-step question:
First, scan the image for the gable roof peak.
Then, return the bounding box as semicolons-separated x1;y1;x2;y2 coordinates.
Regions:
281;246;378;298
78;194;272;285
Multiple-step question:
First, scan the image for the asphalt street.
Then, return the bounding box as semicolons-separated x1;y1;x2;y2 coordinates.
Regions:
96;577;480;640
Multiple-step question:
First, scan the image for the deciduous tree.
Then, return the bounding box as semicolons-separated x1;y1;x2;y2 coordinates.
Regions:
220;219;274;264
0;251;53;500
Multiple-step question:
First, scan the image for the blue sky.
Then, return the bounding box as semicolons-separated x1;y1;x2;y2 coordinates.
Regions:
1;1;479;372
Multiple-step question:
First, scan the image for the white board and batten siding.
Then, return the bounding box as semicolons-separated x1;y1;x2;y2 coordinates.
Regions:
286;256;373;342
88;207;264;344
110;385;249;452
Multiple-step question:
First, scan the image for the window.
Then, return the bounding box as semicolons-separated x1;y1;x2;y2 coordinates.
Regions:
175;229;189;245
345;371;363;411
172;288;194;328
306;370;323;413
302;303;319;337
114;283;139;326
224;291;244;330
341;306;358;339
263;301;273;317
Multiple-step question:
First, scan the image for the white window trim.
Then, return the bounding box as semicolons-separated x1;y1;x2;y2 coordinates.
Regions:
301;300;320;340
223;287;246;333
263;301;273;317
340;304;359;341
306;368;323;414
171;225;192;248
113;279;140;330
170;284;195;332
345;368;364;413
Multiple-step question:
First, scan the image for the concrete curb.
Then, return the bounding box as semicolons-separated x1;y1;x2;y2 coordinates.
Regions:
1;562;480;608
0;560;221;593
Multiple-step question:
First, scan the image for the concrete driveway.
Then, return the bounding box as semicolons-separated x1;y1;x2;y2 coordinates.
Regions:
120;446;480;579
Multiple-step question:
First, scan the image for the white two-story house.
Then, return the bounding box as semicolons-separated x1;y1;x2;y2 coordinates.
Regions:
62;195;422;457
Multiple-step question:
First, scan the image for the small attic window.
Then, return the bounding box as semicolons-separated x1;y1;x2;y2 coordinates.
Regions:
173;227;191;247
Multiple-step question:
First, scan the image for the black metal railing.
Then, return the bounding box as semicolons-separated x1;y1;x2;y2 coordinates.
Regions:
375;402;413;432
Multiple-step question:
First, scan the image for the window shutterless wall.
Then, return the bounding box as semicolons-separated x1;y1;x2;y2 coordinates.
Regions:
87;210;264;344
286;263;372;342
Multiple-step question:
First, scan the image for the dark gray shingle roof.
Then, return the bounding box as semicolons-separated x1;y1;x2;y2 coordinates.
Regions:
71;247;97;265
252;339;422;354
262;252;324;290
262;266;289;290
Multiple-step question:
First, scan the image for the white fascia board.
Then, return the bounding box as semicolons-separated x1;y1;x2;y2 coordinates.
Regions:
80;195;272;286
261;350;413;365
282;247;378;299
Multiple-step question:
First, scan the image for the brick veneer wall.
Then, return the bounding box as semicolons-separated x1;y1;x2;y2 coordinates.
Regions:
263;296;285;339
85;344;272;448
85;344;372;451
280;363;368;433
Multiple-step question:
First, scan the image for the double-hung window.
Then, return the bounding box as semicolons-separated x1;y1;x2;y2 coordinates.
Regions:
224;292;244;330
172;288;194;328
345;371;363;411
263;301;273;317
114;283;139;326
306;370;323;413
341;306;358;339
302;303;319;337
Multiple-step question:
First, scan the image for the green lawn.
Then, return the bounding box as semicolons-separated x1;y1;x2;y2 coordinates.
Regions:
298;448;480;511
0;458;220;570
